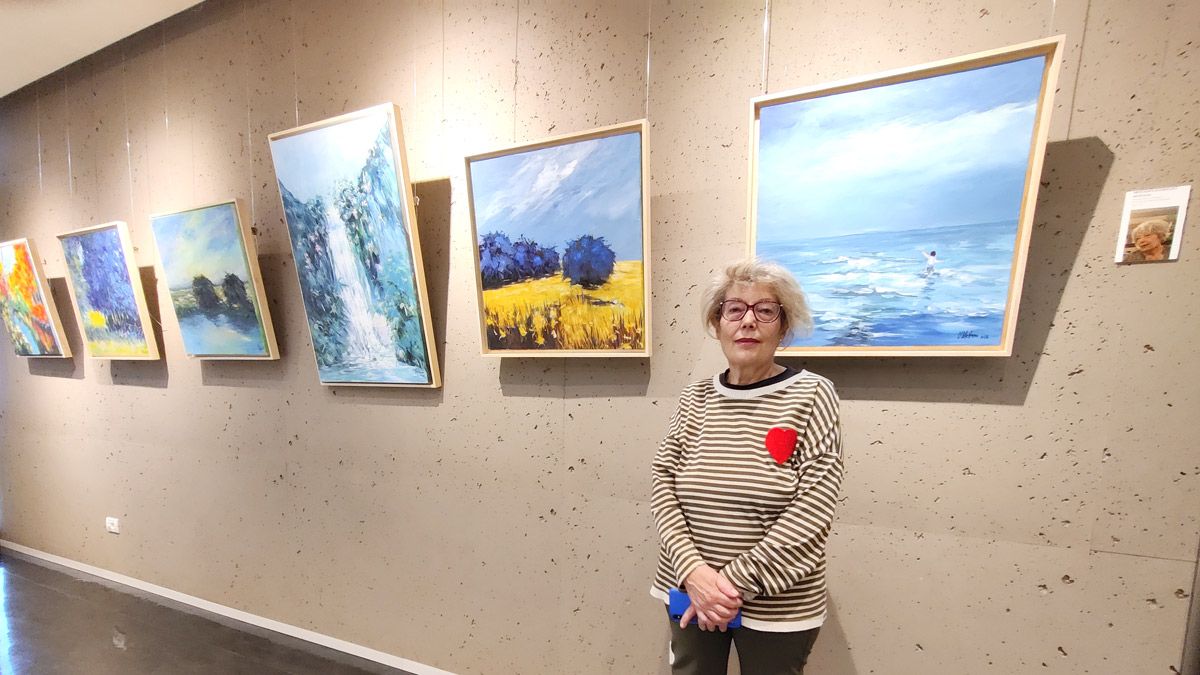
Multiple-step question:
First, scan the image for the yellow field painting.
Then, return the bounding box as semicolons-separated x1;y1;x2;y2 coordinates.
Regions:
482;260;644;351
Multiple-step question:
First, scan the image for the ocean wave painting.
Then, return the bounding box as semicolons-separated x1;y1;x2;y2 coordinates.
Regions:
151;201;277;359
269;105;438;385
752;41;1060;354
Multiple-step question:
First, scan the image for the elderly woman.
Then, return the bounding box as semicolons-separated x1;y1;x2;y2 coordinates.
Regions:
650;258;843;675
1124;219;1172;262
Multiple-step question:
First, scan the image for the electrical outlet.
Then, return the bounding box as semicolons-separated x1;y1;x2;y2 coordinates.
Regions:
105;517;120;534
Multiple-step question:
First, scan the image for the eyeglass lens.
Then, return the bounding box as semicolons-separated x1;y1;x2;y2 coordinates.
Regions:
722;301;781;322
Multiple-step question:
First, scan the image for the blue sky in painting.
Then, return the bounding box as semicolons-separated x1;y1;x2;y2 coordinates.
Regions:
756;56;1045;243
152;203;252;290
270;111;389;203
469;130;643;261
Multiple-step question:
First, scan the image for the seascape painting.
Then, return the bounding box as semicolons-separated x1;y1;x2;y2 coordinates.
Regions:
58;222;158;359
0;239;69;357
269;105;437;385
151;201;277;358
753;39;1060;355
466;122;649;355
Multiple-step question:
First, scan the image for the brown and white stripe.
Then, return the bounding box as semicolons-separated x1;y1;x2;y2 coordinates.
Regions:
650;370;843;632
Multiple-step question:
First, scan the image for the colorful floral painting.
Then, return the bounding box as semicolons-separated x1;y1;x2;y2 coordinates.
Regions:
0;239;69;357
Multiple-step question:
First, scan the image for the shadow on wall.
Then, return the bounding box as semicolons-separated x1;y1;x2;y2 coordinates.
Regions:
802;598;858;675
200;251;291;387
109;266;169;388
782;137;1114;407
26;277;85;380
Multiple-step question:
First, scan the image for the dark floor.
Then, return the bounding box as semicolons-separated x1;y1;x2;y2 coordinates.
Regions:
0;550;415;675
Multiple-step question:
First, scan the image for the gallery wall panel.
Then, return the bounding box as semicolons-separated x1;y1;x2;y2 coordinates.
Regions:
0;1;1197;674
1070;0;1200;562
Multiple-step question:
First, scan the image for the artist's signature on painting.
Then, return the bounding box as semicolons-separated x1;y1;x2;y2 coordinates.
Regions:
957;331;989;340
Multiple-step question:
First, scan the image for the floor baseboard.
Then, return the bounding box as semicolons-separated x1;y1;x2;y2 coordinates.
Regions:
0;540;455;675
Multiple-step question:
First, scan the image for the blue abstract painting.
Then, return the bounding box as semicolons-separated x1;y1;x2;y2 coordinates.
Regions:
59;224;156;358
755;55;1049;351
151;202;274;358
269;106;433;384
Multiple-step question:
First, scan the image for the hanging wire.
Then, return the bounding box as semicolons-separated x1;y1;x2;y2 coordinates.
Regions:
161;23;169;135
643;0;652;119
243;0;256;230
512;0;521;142
291;0;299;126
122;44;135;220
64;74;74;196
760;0;772;94
35;90;43;194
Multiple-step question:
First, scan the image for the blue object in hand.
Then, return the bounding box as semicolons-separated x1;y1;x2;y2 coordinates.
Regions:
668;587;742;628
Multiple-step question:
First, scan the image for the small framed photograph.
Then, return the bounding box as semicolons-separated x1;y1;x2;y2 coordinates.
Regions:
1114;185;1191;264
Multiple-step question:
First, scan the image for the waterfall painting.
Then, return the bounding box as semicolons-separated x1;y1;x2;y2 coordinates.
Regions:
750;37;1062;357
268;104;439;386
0;238;71;357
58;222;159;360
465;120;651;356
150;200;279;359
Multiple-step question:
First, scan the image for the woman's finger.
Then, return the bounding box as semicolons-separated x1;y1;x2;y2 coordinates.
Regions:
679;604;696;629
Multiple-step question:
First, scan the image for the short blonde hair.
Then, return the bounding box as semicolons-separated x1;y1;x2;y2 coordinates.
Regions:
1131;218;1170;241
700;258;813;341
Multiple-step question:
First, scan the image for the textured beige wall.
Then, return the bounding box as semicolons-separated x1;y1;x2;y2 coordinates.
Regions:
0;0;1197;673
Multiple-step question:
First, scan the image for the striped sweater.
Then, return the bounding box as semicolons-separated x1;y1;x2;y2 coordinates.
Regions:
650;369;843;632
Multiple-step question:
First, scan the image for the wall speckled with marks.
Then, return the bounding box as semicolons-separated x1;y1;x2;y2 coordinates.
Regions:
0;0;1196;673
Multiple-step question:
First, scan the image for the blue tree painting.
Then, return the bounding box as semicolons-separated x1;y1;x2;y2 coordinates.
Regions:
60;224;154;358
151;202;274;358
467;126;647;353
269;107;433;385
754;52;1053;352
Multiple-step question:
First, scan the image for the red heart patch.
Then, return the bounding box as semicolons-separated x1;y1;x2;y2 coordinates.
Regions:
765;427;798;464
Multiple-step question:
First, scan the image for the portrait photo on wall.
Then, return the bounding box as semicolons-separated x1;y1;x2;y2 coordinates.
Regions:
1114;185;1191;264
749;36;1063;357
268;104;440;387
465;120;650;357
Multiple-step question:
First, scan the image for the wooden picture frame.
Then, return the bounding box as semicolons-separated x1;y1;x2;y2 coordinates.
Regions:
748;36;1064;357
465;120;651;357
149;199;280;359
268;103;440;387
0;237;72;358
57;221;160;360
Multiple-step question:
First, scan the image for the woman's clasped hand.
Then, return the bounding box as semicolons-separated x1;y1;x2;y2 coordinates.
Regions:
679;565;743;631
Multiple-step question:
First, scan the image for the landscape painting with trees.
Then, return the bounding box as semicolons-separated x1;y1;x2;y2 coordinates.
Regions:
466;121;650;356
269;104;439;385
150;200;277;359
